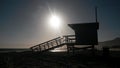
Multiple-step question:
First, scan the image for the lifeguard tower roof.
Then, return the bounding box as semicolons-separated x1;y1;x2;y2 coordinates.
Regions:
68;22;99;45
68;22;99;30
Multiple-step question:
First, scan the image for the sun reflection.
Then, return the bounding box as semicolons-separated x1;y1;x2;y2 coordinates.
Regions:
50;48;66;52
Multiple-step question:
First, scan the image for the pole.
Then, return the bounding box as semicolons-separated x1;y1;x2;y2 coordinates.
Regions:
95;7;98;23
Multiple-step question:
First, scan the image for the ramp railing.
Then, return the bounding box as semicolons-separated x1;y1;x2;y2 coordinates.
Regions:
30;35;75;52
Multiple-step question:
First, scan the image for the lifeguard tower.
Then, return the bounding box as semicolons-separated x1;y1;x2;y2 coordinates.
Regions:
30;7;99;55
66;22;99;54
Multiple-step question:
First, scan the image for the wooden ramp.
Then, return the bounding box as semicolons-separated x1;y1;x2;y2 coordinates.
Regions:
30;35;75;52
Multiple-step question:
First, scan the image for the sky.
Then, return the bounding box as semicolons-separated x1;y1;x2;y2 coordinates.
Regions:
0;0;120;48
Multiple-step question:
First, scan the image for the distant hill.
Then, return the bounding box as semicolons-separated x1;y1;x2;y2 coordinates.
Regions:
96;37;120;50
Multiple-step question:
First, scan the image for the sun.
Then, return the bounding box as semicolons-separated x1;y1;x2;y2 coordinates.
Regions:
49;14;61;29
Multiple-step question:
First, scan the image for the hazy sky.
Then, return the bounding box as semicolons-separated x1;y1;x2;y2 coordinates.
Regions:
0;0;120;48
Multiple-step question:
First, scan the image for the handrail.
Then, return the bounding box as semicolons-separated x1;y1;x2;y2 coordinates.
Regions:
30;37;60;48
30;37;62;52
63;35;75;37
62;35;75;43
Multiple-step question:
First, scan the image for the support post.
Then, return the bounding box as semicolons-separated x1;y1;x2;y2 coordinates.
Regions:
91;45;95;56
66;44;75;54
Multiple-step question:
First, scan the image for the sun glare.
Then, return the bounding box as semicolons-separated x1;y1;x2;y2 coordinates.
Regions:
49;15;61;29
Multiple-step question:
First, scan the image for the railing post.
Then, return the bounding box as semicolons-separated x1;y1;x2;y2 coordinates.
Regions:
47;42;50;49
35;47;38;52
64;36;68;43
30;47;34;52
55;39;58;45
59;38;62;45
38;45;41;51
51;41;54;47
43;44;46;50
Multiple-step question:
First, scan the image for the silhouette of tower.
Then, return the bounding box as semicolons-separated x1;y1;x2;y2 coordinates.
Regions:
68;7;99;54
